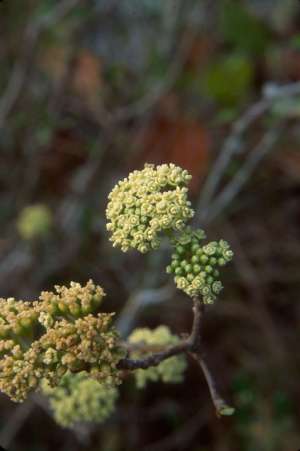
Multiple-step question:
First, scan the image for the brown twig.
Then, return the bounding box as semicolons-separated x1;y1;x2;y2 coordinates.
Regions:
118;298;231;417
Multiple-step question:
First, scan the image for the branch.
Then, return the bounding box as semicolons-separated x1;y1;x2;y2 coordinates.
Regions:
196;81;300;223
206;123;284;222
117;298;202;370
117;298;232;417
118;341;188;370
0;0;81;127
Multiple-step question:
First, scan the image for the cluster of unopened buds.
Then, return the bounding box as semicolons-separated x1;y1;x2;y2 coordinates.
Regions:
167;228;233;303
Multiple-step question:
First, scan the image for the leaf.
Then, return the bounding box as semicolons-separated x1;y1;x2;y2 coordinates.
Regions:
220;0;270;55
202;54;254;106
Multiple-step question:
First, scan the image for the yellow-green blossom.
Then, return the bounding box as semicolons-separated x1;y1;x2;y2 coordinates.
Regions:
38;279;105;321
0;281;124;402
128;326;187;388
41;371;118;427
106;164;194;253
17;204;52;240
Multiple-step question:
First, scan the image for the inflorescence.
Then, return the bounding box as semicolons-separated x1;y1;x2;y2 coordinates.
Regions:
128;326;187;388
41;371;118;427
0;281;124;402
106;163;233;303
167;228;233;303
0;163;234;425
106;163;194;253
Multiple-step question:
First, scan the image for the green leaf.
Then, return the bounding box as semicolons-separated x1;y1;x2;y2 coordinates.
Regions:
220;0;270;55
202;54;254;106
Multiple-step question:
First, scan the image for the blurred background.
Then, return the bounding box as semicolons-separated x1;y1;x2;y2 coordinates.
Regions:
0;0;300;450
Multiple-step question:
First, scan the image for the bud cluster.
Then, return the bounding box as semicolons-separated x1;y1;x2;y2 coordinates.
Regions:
106;163;194;253
0;281;124;402
41;371;118;427
38;279;105;321
128;326;187;388
167;228;234;303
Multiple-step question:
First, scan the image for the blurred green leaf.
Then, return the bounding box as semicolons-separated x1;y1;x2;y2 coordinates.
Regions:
272;391;293;419
202;54;254;106
220;0;270;55
290;34;300;50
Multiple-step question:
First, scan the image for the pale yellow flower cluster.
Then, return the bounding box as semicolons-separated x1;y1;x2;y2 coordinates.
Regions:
17;204;52;240
106;163;194;253
38;279;105;320
0;281;123;402
128;326;187;388
41;371;118;427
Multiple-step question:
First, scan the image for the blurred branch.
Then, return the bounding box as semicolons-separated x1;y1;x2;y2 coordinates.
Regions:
109;3;194;123
116;285;175;338
0;0;82;127
196;81;300;223
206;123;284;222
223;221;287;364
142;410;207;451
0;400;34;449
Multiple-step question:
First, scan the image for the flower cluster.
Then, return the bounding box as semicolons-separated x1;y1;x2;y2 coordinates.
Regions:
17;204;52;240
106;163;194;253
0;281;124;402
167;228;234;303
38;279;105;321
128;326;187;388
41;371;118;427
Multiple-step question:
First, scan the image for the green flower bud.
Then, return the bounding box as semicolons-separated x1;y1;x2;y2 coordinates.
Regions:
176;245;185;255
171;260;179;269
200;255;209;264
193;264;201;274
191;244;200;253
166;265;172;274
205;265;213;274
185;264;192;274
175;267;184;276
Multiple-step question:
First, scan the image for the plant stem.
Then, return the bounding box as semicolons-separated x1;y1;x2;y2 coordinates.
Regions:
117;297;232;417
